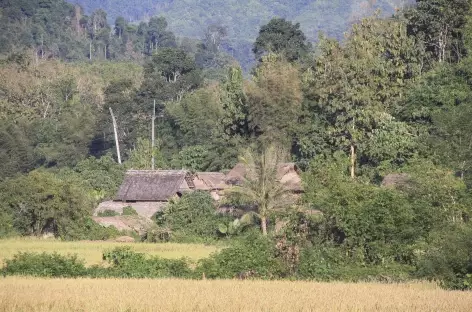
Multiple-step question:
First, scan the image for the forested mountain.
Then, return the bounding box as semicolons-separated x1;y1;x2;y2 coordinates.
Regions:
70;0;413;67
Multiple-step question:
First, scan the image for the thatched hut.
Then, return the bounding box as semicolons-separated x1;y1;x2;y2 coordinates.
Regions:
116;170;193;202
192;172;228;200
225;162;304;193
95;170;194;218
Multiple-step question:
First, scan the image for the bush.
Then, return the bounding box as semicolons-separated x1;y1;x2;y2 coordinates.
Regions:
159;192;229;239
416;225;472;290
297;246;413;282
195;233;288;279
0;210;17;238
97;210;119;217
92;247;192;278
142;225;172;242
122;206;138;216
2;252;87;277
60;217;121;241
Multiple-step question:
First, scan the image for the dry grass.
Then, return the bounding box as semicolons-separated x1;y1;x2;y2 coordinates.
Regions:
0;277;471;311
0;238;218;266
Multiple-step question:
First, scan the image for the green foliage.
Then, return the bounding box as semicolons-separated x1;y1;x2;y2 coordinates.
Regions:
141;225;172;243
158;192;227;239
49;216;121;241
196;234;288;279
125;138;167;170
70;155;125;201
247;56;303;146
97;246;191;278
0;120;35;179
304;154;421;265
253;18;310;62
0;210;17;238
297;246;413;282
304;16;422;175
405;0;471;64
0;170;94;238
226;145;291;235
73;0;407;70
2;252;87;278
173;145;210;172
416;225;472;290
122;206;138;216
217;212;258;236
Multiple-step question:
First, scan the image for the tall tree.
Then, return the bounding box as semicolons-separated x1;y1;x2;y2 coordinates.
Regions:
145;16;176;55
405;0;471;64
246;54;303;148
139;47;201;103
304;17;420;177
220;66;250;138
253;18;311;62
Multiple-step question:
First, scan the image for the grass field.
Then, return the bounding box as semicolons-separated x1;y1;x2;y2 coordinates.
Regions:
0;238;218;265
1;277;471;311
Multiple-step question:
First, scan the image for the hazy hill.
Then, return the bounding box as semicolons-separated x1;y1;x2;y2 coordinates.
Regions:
71;0;414;65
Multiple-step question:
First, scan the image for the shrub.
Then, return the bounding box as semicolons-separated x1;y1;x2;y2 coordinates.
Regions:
95;246;192;278
2;252;87;277
0;210;17;238
416;225;472;290
159;192;229;239
297;245;412;282
195;233;288;279
60;217;121;241
97;210;119;217
142;225;172;242
122;206;138;216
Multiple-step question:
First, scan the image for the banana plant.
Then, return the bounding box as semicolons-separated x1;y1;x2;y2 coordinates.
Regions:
218;212;258;236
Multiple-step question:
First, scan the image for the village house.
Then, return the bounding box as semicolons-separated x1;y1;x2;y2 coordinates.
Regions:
95;164;303;220
94;169;229;218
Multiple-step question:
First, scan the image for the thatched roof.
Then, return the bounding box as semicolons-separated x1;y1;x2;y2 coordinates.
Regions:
115;170;192;202
225;162;303;192
193;172;228;190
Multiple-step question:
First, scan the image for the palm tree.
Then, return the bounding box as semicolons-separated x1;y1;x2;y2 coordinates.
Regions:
226;145;291;235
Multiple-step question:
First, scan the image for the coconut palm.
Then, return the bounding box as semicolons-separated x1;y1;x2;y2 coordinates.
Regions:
226;145;291;235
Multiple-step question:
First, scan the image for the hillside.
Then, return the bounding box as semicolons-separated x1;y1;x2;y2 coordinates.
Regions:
70;0;414;66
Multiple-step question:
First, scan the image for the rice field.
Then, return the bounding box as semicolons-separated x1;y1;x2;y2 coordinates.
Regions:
0;277;471;312
0;238;218;265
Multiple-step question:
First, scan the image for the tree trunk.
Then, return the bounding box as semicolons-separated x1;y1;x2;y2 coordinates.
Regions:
109;107;122;164
151;100;156;170
350;144;356;179
261;216;268;236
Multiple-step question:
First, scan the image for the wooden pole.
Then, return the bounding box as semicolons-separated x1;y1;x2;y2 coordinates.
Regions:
109;107;121;164
151;100;156;170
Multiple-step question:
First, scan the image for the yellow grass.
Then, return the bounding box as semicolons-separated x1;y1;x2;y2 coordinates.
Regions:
0;277;471;311
0;238;218;266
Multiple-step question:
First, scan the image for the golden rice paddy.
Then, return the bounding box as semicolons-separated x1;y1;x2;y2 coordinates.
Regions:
0;278;471;312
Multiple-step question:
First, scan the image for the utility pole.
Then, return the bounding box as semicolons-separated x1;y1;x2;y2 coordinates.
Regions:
109;107;122;164
151;100;156;170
